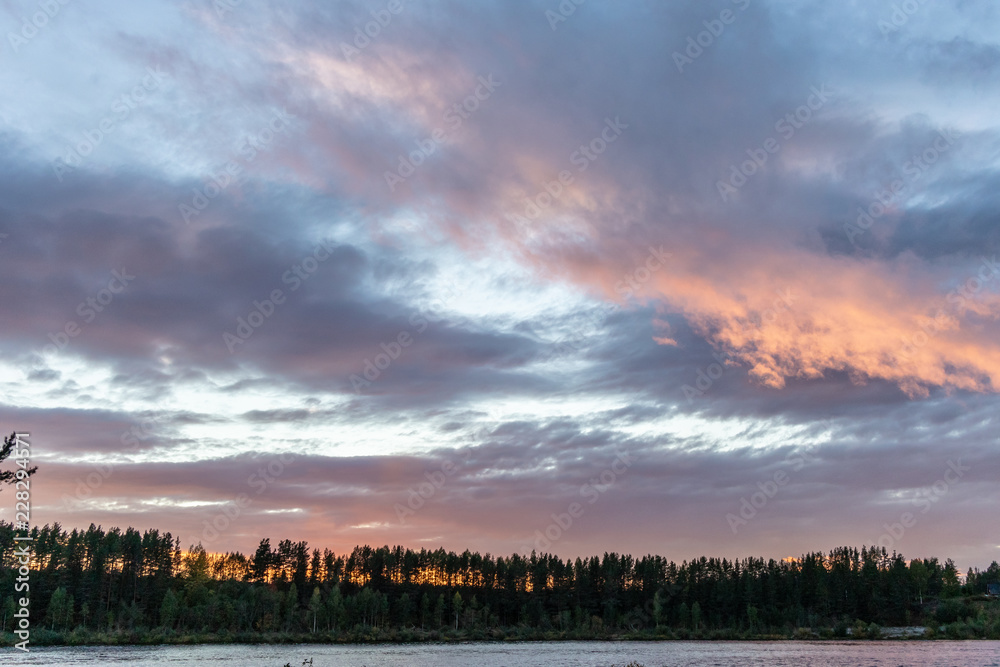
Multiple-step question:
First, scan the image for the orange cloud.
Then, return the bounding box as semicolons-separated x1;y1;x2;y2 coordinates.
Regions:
639;247;1000;396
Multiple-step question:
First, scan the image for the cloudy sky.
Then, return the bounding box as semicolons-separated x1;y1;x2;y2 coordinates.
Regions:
2;0;999;570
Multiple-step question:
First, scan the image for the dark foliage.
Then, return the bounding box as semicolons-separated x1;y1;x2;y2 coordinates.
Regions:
2;522;999;642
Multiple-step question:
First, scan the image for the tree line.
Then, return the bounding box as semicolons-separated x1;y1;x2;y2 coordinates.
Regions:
1;521;999;643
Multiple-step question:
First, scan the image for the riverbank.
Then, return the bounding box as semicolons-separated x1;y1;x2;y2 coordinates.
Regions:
9;639;1000;667
3;621;997;647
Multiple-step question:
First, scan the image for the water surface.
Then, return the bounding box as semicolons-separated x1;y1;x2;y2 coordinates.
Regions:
11;640;1000;666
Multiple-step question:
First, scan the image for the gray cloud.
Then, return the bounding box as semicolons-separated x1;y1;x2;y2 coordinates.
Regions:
2;0;1000;571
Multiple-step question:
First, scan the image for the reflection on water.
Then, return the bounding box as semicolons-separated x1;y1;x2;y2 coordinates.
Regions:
12;640;1000;667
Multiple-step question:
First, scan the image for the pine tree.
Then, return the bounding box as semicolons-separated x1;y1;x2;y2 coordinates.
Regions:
433;594;445;628
160;589;179;630
0;432;37;490
65;593;75;630
308;587;321;633
283;583;298;631
452;591;463;630
326;587;343;631
2;597;15;632
420;592;431;629
46;587;68;631
396;592;412;628
653;588;667;627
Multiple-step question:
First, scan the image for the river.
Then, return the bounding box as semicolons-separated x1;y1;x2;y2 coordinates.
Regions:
9;640;1000;666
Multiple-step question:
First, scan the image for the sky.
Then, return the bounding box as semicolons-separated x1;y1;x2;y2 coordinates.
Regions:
1;0;999;571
